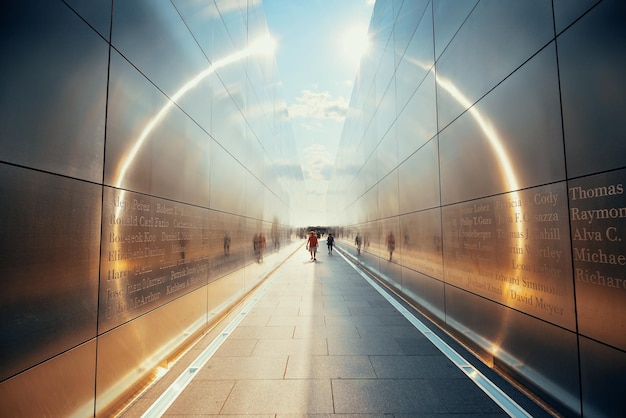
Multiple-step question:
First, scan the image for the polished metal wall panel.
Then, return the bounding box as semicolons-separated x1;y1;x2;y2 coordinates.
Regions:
373;84;396;152
0;340;97;417
569;169;626;350
376;127;398;181
0;165;101;381
0;3;108;183
208;210;248;282
99;188;209;333
445;285;581;415
95;288;207;416
393;0;430;69
245;172;266;220
328;1;626;414
553;0;602;34
432;0;478;61
395;71;437;164
398;138;440;214
210;143;246;215
363;187;379;224
558;0;626;178
217;0;247;50
65;0;112;40
578;335;626;417
399;209;443;280
105;50;212;204
435;0;554;129
395;3;433;115
170;0;221;63
442;184;575;330
439;44;564;205
111;0;209;101
401;268;445;323
2;0;298;415
377;170;399;219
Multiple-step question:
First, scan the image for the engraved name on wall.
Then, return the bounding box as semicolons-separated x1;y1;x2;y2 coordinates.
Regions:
442;183;575;329
569;170;626;350
99;188;209;331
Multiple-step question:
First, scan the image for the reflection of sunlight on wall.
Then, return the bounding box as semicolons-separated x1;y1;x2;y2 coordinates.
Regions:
341;24;370;69
408;59;523;357
107;35;277;350
434;73;523;357
113;34;276;190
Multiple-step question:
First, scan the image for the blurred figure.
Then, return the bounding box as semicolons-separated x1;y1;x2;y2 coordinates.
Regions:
327;233;334;254
355;233;362;255
386;232;395;261
258;233;266;262
223;232;230;256
306;230;319;261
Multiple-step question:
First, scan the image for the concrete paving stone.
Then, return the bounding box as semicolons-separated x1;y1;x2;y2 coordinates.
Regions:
195;355;288;380
332;378;447;414
349;306;403;317
428;378;508;414
228;325;295;339
325;298;372;309
213;339;258;356
164;379;235;415
327;336;405;356
248;306;301;317
324;315;385;327
285;355;377;379
395;337;446;356
220;379;334;414
378;314;413;326
267;315;326;327
343;293;387;302
293;324;360;339
252;338;329;356
369;355;465;379
367;299;399;308
356;325;422;339
278;299;311;308
300;306;351;316
239;314;272;326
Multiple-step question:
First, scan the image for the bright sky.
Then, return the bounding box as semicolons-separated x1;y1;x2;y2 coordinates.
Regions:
262;0;375;227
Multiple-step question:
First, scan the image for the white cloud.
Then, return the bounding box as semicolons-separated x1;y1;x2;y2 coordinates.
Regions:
301;143;334;183
288;90;348;121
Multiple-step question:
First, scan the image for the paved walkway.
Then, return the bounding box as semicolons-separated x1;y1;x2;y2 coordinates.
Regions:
120;241;552;417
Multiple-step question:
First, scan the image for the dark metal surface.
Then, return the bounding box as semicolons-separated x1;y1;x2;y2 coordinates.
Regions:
0;166;101;382
435;0;554;129
558;0;626;178
0;2;108;183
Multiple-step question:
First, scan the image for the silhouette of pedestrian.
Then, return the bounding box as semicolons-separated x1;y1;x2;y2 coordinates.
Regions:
386;232;395;261
327;233;334;254
306;231;319;261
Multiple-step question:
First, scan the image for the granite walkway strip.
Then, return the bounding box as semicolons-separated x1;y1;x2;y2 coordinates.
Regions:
121;240;552;417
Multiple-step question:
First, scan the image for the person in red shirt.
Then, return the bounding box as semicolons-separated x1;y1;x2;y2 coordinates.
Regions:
306;231;319;261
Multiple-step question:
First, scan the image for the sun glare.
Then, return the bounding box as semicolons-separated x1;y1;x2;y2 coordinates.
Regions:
341;24;370;65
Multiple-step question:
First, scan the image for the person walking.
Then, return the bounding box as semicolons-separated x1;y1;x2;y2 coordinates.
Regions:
327;233;335;254
306;231;319;261
355;233;362;255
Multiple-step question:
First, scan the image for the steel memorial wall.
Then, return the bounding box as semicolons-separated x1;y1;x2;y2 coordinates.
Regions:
0;1;301;416
327;1;625;416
